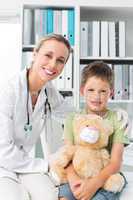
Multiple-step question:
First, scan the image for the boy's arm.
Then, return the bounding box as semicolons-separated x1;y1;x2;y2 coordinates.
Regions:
97;143;124;183
73;143;124;200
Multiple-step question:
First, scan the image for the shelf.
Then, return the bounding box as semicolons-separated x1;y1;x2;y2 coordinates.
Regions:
80;57;133;65
80;99;133;104
109;100;133;103
22;45;34;52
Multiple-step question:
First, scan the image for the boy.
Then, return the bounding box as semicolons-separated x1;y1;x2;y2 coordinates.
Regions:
58;61;129;200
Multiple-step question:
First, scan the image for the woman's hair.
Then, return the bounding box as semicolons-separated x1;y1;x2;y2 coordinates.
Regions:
81;61;114;88
35;33;71;61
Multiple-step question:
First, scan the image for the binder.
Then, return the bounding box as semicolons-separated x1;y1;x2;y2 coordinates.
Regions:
114;65;123;100
92;21;100;57
34;9;41;43
80;21;89;57
22;51;33;69
53;10;62;34
119;21;126;57
115;21;119;57
88;22;93;56
68;9;75;46
47;8;53;34
62;10;68;40
115;21;126;57
129;65;133;100
23;9;33;45
101;21;108;57
122;65;129;99
80;64;86;84
56;69;65;90
34;9;47;43
65;52;73;89
108;21;116;57
42;9;47;37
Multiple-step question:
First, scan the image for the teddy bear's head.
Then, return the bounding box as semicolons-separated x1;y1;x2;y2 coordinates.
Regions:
73;114;113;149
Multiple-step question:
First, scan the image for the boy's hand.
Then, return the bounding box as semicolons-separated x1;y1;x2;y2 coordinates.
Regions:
68;176;82;194
72;177;102;200
115;108;130;133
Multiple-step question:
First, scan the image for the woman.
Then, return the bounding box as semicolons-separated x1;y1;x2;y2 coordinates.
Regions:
0;34;129;200
0;34;71;200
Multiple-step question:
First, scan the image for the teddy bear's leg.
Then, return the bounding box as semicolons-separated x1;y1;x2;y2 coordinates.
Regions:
103;173;125;193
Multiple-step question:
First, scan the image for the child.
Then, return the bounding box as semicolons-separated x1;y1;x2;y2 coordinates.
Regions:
58;61;130;200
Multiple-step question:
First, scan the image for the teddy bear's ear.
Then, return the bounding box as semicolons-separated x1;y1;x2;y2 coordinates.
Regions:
103;119;113;136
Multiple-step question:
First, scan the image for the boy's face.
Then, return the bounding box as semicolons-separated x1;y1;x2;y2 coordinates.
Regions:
80;76;112;114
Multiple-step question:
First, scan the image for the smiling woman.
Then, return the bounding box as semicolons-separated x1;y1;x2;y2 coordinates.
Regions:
0;33;72;200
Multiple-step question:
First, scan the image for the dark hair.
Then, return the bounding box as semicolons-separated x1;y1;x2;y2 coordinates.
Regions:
81;61;114;88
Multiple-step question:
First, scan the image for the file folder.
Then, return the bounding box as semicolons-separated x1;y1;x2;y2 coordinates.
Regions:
68;9;75;46
47;8;53;34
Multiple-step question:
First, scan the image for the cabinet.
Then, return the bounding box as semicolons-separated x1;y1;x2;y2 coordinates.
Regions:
21;1;133;141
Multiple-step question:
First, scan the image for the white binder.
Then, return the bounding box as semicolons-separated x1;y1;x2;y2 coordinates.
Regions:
23;9;33;45
62;10;68;40
53;10;62;34
114;65;123;100
129;65;133;100
101;21;108;57
22;51;33;69
92;21;100;57
65;52;73;90
80;21;89;57
119;21;126;57
108;21;116;57
122;65;129;99
56;69;65;90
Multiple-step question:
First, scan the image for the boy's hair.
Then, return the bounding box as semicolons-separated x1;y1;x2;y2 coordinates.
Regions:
35;33;71;62
81;61;114;88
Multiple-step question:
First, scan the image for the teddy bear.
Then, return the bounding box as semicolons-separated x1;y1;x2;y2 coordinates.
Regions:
50;113;125;193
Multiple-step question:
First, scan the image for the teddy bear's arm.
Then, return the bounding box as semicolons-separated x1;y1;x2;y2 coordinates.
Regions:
49;144;76;184
56;144;76;167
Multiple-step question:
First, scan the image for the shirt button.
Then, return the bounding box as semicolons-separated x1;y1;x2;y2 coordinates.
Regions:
20;145;23;150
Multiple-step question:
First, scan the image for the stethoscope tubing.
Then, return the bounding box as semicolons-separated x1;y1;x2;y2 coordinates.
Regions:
24;69;51;132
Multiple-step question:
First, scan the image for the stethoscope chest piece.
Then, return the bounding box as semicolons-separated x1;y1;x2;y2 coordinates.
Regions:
24;123;32;132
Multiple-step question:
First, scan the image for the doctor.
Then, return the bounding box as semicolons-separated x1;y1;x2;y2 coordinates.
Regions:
0;34;71;200
0;33;129;200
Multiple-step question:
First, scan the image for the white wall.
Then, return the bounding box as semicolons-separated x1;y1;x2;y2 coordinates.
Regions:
0;23;21;86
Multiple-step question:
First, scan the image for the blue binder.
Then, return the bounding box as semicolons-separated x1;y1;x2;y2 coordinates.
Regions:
47;8;53;34
68;9;75;46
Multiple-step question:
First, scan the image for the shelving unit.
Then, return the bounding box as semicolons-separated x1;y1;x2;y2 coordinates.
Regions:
21;1;133;140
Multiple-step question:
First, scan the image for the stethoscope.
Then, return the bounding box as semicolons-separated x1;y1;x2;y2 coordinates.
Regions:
24;69;51;132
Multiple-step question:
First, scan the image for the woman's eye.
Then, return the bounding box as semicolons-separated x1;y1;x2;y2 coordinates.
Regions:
88;89;94;92
45;54;51;58
58;59;65;64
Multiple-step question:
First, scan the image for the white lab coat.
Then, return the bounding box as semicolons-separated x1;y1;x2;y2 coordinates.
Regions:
0;68;74;182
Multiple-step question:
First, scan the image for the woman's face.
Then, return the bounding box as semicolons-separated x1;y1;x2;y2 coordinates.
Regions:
32;39;69;83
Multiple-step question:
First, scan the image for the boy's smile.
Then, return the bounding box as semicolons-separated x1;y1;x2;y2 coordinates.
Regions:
80;76;112;115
